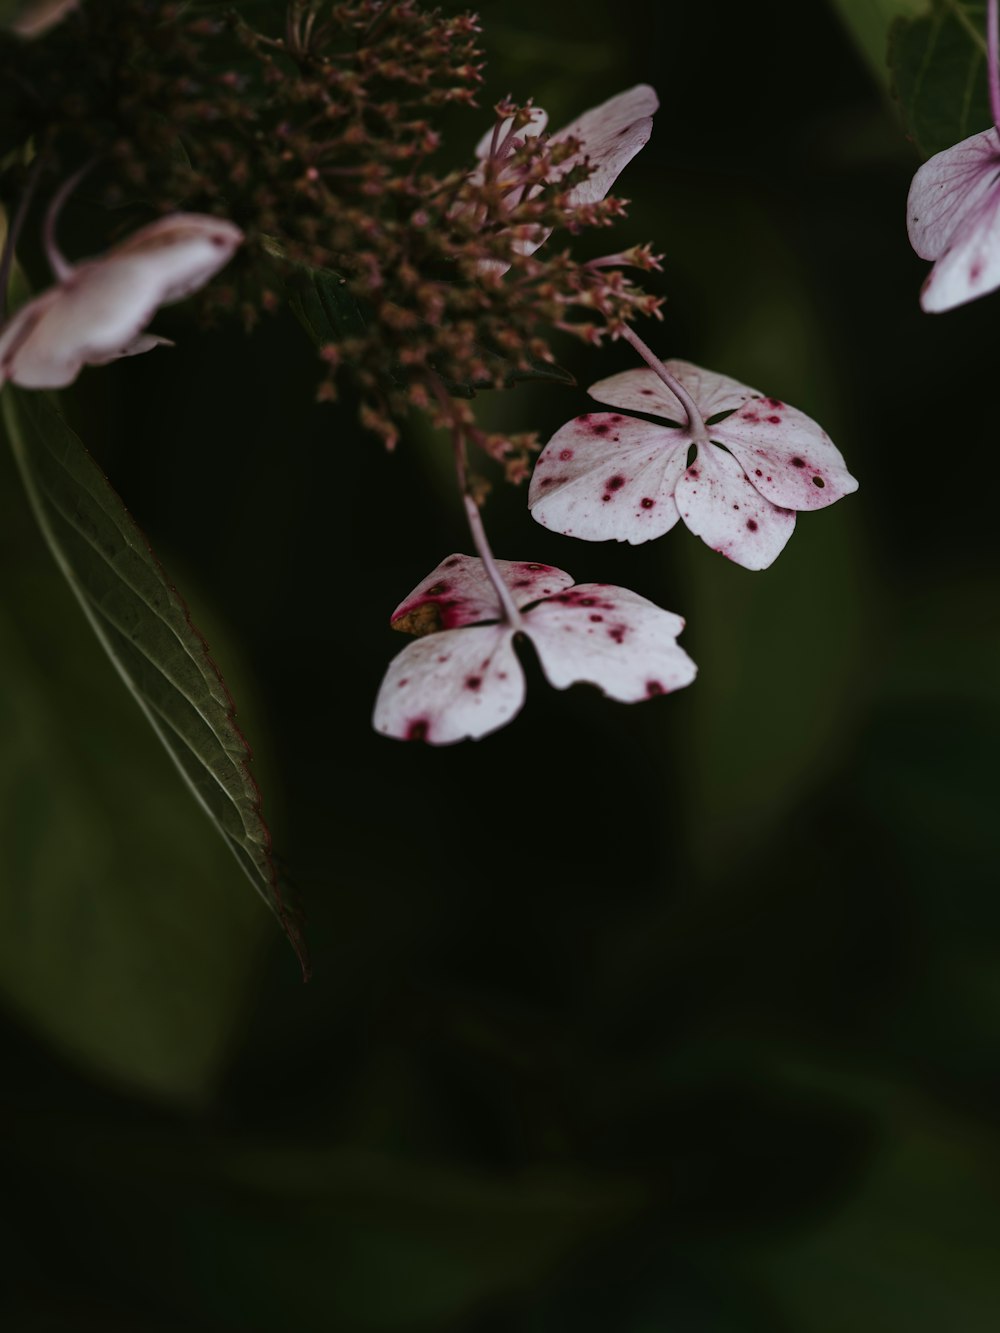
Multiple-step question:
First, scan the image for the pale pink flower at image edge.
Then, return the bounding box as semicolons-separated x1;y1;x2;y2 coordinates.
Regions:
373;554;697;744
0;214;243;389
528;360;858;571
907;128;1000;312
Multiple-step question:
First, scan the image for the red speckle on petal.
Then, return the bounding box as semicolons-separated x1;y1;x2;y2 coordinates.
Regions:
971;261;984;281
767;415;782;425
608;625;626;644
465;675;482;691
607;475;626;491
641;497;655;509
791;457;806;468
640;388;654;396
764;398;783;409
688;468;700;479
589;613;604;622
743;412;760;424
645;680;665;696
406;719;429;741
755;468;763;476
593;422;611;436
398;678;410;688
559;448;574;461
746;519;758;532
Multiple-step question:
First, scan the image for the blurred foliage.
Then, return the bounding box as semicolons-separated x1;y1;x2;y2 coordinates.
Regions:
2;0;1000;1330
889;0;992;156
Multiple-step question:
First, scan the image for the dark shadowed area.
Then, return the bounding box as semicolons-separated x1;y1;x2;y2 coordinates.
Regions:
2;1;999;1329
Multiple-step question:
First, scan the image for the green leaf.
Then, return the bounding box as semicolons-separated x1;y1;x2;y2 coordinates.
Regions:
0;506;270;1104
828;0;927;79
1;387;307;973
889;0;991;157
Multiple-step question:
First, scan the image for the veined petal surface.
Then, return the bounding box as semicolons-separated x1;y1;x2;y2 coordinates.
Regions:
526;583;695;701
373;624;524;744
712;399;858;510
589;359;759;423
907;128;1000;260
529;413;686;543
675;444;796;571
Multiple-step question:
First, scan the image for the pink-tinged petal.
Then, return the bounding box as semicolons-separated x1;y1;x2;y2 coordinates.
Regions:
86;333;174;366
474;107;548;161
390;554;575;634
525;583;696;701
907;128;1000;261
8;0;77;37
0;213;242;389
674;444;796;570
528;413;686;543
710;398;858;511
919;187;1000;312
373;625;525;744
589;359;759;423
553;84;659;206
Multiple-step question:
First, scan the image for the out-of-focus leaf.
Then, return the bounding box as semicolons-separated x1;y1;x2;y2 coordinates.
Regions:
828;0;926;78
890;0;991;157
1;387;307;971
0;526;268;1104
750;1094;1000;1332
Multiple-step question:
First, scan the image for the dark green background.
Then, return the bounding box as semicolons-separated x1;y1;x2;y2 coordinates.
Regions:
2;1;999;1328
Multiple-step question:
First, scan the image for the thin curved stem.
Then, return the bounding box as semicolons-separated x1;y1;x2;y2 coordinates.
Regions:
0;151;47;323
429;377;524;630
43;161;95;283
989;0;1000;140
619;324;706;437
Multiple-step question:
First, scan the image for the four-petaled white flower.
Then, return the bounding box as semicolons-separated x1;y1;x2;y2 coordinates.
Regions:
0;213;243;389
528;360;858;571
373;554;696;744
470;84;659;266
906;127;1000;312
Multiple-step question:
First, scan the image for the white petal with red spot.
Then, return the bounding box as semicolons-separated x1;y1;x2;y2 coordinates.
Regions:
529;413;685;543
675;445;796;571
373;624;525;745
711;399;858;510
524;583;695;701
918;188;1000;312
390;554;575;633
589;360;758;423
0;213;242;389
907;128;1000;261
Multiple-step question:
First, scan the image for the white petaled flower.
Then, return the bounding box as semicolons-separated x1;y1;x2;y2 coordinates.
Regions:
528;360;858;571
469;84;659;267
0;214;243;389
906;127;1000;312
373;554;696;745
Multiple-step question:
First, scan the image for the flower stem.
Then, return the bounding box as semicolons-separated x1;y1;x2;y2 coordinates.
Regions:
0;151;46;323
619;324;706;437
989;0;1000;140
430;378;524;630
43;162;94;283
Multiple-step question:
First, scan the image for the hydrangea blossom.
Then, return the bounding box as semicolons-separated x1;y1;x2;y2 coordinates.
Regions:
373;554;696;744
0;214;242;389
528;359;858;571
906;127;1000;312
470;84;658;265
